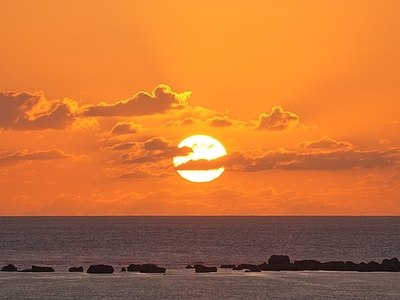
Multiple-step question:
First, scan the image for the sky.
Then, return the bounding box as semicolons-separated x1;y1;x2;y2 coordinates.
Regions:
1;1;399;216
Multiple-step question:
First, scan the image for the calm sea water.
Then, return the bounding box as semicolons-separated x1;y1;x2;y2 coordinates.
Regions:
0;216;399;299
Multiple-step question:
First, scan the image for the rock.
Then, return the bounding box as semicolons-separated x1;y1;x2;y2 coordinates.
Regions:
139;264;166;273
268;255;290;265
121;267;126;272
233;264;258;270
87;264;114;274
185;265;194;269
1;264;17;272
194;264;217;273
381;257;400;271
127;264;142;272
321;261;346;271
245;265;261;272
293;260;322;270
31;265;55;272
69;266;83;272
220;264;236;269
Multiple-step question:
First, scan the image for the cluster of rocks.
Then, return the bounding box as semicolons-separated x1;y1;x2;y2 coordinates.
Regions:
186;255;400;273
1;264;54;272
2;256;399;274
1;263;166;274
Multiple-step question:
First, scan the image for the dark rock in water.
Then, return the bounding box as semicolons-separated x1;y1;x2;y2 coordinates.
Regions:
87;264;114;274
381;257;400;272
1;264;17;272
293;260;322;271
246;265;261;272
233;264;258;271
127;264;142;272
220;264;236;269
268;255;290;265
69;266;83;272
321;261;345;271
19;268;32;272
31;265;55;272
185;265;194;269
194;264;217;273
139;264;166;274
344;261;359;271
121;267;126;272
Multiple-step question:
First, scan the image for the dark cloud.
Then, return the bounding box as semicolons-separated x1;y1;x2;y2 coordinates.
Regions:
119;136;193;165
225;145;399;172
116;168;171;179
296;136;353;150
0;149;72;167
103;142;137;151
110;121;143;134
175;156;227;170
143;137;172;150
0;91;77;130
208;116;234;128
163;117;199;127
84;84;191;117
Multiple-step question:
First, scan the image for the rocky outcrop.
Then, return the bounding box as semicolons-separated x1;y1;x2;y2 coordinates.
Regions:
185;265;194;269
1;264;17;272
87;264;114;274
127;264;142;272
121;267;126;272
194;264;217;273
139;264;166;273
31;266;55;272
126;263;166;273
69;266;84;272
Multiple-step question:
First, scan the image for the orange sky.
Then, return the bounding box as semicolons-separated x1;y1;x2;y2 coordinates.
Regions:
1;1;399;215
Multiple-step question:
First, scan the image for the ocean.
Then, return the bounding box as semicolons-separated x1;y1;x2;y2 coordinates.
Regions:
0;216;399;299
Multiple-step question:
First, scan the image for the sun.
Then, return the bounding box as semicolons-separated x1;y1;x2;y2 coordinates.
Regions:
173;135;227;183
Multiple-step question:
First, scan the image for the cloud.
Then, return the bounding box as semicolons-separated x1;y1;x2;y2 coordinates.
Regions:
0;149;73;167
84;84;191;117
119;137;192;164
116;167;171;179
102;142;137;151
296;136;354;150
0;91;81;131
162;106;307;131
110;121;144;134
257;106;303;131
175;156;227;170
163;117;201;127
225;139;399;172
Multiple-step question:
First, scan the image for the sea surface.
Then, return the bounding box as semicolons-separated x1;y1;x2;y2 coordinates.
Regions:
0;216;399;299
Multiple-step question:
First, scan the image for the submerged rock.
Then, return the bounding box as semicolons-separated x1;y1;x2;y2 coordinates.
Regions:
69;266;84;272
1;264;17;272
87;264;114;274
